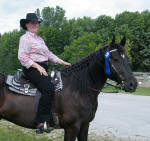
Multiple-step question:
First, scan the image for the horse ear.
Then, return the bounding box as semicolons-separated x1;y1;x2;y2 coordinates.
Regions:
120;36;126;46
111;36;115;45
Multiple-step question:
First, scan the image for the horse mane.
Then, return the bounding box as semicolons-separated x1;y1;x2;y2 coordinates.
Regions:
61;47;107;95
62;50;100;74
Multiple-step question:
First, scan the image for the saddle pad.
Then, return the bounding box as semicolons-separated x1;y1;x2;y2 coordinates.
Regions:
6;75;37;96
5;71;63;96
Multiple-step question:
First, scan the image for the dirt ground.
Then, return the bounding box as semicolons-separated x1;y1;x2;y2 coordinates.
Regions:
90;93;150;141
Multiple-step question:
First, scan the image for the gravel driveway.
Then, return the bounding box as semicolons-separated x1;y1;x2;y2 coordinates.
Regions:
89;93;150;141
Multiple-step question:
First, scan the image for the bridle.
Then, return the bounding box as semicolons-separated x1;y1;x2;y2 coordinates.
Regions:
106;48;126;91
91;48;126;93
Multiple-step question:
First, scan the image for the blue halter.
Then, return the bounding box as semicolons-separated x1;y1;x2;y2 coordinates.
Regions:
104;50;111;75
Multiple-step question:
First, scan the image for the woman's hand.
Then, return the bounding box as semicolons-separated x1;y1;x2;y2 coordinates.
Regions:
62;61;71;67
32;63;48;76
37;65;48;76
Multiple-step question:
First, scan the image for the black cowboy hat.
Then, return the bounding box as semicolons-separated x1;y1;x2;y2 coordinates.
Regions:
20;13;42;30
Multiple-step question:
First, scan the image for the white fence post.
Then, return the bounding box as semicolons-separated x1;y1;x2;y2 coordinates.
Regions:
133;72;150;87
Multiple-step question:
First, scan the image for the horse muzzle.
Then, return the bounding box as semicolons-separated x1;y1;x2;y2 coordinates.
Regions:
121;78;138;92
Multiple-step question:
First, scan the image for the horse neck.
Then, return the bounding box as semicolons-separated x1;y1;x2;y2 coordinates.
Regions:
61;48;108;98
87;50;107;94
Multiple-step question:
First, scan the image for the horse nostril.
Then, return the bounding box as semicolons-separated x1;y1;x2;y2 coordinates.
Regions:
129;82;134;90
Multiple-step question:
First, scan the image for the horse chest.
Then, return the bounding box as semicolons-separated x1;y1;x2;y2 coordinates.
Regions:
77;100;98;122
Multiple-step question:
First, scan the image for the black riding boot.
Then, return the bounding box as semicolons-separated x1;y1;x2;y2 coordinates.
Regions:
35;110;57;134
35;94;57;134
49;99;57;127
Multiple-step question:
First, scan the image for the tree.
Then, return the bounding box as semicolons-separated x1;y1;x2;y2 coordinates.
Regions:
114;24;132;38
141;10;150;32
38;25;64;55
95;15;115;45
35;8;41;19
130;32;150;71
115;11;145;39
60;32;103;64
0;8;149;73
139;47;150;71
41;6;65;27
95;15;114;31
0;30;24;74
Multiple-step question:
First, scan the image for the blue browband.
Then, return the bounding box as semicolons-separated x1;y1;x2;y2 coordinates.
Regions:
104;49;117;75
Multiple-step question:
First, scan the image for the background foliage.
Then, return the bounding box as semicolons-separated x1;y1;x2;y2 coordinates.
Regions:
0;6;150;74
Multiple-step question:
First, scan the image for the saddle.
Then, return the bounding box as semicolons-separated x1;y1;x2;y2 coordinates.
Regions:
5;68;63;96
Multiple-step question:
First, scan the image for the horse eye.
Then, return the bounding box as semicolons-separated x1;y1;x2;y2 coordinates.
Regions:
121;54;125;59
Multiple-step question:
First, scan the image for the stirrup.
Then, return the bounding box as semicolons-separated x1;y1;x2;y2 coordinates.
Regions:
35;122;54;134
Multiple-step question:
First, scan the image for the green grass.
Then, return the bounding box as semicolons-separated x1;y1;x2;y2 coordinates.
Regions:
102;86;150;96
0;121;144;141
0;127;51;141
124;87;150;96
0;120;109;141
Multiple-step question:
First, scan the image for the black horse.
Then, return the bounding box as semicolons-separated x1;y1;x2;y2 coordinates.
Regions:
0;37;137;141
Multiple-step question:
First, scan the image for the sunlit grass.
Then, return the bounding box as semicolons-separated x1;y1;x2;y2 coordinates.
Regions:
102;86;150;96
0;128;51;141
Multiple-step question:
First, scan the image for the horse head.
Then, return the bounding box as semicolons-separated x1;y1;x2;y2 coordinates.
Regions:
105;36;137;92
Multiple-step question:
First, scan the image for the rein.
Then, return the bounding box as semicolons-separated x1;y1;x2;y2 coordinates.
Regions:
89;82;122;93
105;82;122;90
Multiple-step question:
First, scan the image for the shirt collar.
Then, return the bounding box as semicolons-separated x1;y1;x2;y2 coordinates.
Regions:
26;31;38;38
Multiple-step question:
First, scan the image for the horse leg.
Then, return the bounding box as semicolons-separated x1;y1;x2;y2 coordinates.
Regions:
77;123;89;141
64;126;80;141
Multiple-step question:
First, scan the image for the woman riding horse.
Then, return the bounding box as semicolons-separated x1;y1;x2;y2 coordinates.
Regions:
18;13;71;133
0;31;137;140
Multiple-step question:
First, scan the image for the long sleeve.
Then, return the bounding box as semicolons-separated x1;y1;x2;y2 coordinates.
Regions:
44;45;64;64
18;36;34;68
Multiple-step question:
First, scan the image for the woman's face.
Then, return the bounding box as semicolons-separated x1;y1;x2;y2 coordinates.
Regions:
26;21;39;33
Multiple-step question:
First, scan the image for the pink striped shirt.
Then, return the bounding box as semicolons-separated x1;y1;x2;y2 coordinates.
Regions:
18;31;62;68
